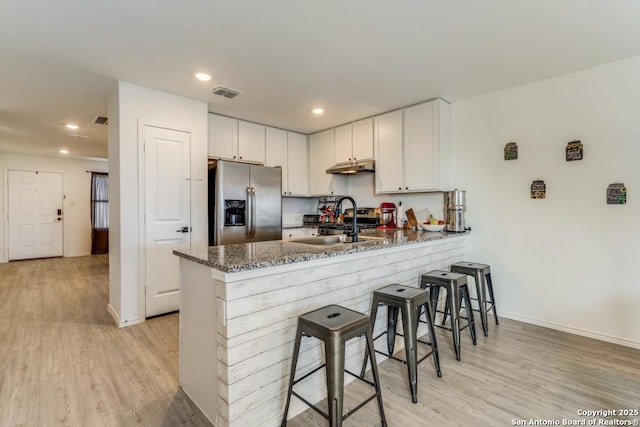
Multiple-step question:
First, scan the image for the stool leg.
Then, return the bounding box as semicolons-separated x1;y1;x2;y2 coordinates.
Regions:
325;336;346;427
449;285;461;361
475;271;489;337
486;273;499;324
401;301;419;403
462;285;477;345
428;285;440;325
441;296;450;326
420;301;441;377
361;295;380;378
387;305;399;355
365;328;388;427
281;323;303;427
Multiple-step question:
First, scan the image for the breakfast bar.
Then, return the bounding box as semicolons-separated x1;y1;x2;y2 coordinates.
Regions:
174;230;467;427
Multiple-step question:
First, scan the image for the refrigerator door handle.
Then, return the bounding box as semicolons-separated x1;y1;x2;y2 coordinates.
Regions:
246;186;253;239
250;186;257;239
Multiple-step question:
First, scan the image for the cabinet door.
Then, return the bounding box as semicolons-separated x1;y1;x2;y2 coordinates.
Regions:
208;114;237;159
282;228;308;241
352;118;373;161
334;124;353;164
404;102;438;191
286;132;309;196
374;110;404;193
265;127;288;195
238;120;265;164
309;130;335;195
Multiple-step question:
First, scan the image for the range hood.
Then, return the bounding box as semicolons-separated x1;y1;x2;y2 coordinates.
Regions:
326;159;375;175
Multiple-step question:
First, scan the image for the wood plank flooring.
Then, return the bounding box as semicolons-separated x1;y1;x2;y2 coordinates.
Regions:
288;313;640;427
1;255;638;426
0;255;211;427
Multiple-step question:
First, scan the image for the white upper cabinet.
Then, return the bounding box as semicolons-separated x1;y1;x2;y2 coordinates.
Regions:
309;129;346;196
208;114;237;160
286;132;309;196
334;124;353;164
208;113;265;164
333;118;373;164
351;118;374;161
265;127;308;196
374;110;404;193
237;120;265;163
374;99;450;194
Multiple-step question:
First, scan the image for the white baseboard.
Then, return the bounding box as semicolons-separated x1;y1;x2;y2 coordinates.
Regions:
107;304;144;328
499;311;640;350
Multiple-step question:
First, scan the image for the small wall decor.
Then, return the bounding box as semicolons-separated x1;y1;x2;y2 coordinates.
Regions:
607;183;627;205
566;140;583;161
504;142;518;160
531;180;546;199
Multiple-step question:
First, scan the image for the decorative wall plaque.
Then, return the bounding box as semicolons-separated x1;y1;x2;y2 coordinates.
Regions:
566;140;583;161
504;142;518;160
607;183;627;205
531;180;546;199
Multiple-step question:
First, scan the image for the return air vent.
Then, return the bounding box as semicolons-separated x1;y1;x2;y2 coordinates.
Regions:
211;85;241;99
93;116;108;125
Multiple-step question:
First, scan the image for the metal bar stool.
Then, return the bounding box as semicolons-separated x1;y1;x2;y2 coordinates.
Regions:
360;284;441;403
419;271;477;361
281;304;387;427
450;262;499;337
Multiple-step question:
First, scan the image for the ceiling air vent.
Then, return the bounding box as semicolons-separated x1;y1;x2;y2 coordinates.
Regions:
93;116;108;125
211;85;241;99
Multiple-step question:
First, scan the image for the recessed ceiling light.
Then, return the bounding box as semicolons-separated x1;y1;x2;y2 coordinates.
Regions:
312;108;324;115
65;124;79;129
59;149;69;154
195;72;212;81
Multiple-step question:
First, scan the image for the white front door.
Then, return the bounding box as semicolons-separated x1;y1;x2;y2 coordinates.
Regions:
144;125;191;317
8;171;63;261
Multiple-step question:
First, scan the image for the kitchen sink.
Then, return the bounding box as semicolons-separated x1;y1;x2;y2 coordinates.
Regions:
289;235;387;246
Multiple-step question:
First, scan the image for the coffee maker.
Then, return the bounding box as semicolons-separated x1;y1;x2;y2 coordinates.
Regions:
377;202;396;229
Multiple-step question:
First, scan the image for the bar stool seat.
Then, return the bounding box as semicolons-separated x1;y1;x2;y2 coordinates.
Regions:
419;271;477;361
361;284;441;404
450;262;499;337
281;304;387;427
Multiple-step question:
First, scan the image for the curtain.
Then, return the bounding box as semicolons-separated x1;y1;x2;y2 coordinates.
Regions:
91;172;109;254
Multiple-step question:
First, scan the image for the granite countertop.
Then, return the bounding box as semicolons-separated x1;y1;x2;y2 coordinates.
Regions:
174;229;468;273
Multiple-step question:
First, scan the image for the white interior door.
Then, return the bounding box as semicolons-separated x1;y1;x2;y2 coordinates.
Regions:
8;171;63;261
144;125;191;317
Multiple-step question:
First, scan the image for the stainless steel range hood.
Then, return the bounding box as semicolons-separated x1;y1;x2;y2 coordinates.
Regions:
326;159;375;175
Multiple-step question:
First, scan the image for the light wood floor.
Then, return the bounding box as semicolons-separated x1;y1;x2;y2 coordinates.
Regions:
0;255;210;427
1;256;639;427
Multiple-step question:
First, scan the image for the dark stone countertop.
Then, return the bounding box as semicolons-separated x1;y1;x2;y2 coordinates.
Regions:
174;229;468;273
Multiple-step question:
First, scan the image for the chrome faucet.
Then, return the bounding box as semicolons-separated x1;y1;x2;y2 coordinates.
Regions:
335;196;359;242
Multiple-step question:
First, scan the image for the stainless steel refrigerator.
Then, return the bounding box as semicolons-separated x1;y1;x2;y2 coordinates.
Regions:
209;160;282;245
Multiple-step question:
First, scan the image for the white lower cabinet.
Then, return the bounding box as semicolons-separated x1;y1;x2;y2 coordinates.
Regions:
282;228;317;241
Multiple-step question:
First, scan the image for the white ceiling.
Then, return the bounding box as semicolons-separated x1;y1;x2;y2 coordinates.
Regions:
2;0;640;160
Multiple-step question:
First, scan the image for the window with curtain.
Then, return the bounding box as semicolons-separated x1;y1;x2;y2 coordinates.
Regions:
91;172;109;254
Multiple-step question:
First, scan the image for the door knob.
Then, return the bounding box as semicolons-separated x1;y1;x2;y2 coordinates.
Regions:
176;226;190;233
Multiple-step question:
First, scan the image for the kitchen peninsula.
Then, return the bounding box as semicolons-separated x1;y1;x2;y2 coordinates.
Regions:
174;230;467;426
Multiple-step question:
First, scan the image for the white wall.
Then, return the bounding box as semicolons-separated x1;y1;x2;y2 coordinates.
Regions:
347;173;446;224
450;55;640;348
0;152;108;263
282;197;318;226
108;81;208;327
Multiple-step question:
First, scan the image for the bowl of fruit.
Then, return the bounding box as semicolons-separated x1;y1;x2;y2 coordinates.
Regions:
420;215;446;232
